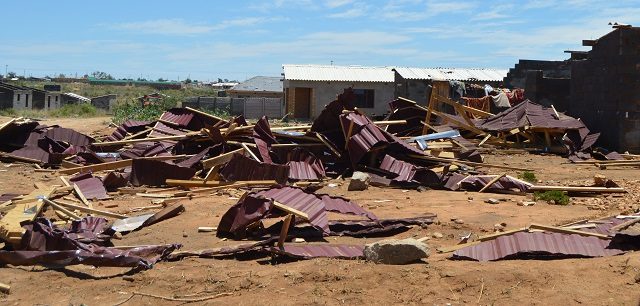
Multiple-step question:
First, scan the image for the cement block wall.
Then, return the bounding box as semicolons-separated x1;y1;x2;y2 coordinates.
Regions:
12;90;33;110
44;93;62;110
284;80;395;118
568;27;640;153
505;59;571;89
524;70;571;111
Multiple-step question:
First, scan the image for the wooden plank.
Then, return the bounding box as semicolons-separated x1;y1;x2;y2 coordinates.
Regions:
58;155;186;175
529;223;610;239
73;183;93;208
528;185;625;193
434;94;493;118
478;134;492;146
185;106;225;122
272;201;309;220
0;152;43;164
59;176;71;187
0;186;57;244
315;133;341;158
165;179;277;188
0;282;10;294
408;154;533;171
201;148;244;169
241;143;261;161
122;127;152;140
91;132;201;146
41;198;81;220
277;214;294;249
437;227;529;253
430;110;486;135
54;200;128;219
478;173;507;193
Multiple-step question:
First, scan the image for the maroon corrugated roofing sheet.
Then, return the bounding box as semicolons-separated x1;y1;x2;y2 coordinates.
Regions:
269;244;365;259
479;100;585;132
44;127;94;146
129;159;196;186
453;231;624;261
253;116;276;163
219;153;289;184
257;186;329;234
159;109;195;127
69;173;109;200
286;149;326;180
443;173;531;192
149;122;188;138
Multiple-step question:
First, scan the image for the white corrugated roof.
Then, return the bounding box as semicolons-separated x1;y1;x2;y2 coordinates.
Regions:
394;67;508;82
63;92;91;102
283;64;394;83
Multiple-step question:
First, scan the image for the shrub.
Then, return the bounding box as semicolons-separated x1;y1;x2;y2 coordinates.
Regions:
533;190;570;205
50;103;98;117
112;98;178;124
518;171;537;183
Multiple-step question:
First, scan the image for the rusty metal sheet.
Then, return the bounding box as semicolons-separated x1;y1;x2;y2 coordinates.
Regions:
217;195;273;238
453;231;624;261
219;153;289;184
8;146;63;164
269;244;365;259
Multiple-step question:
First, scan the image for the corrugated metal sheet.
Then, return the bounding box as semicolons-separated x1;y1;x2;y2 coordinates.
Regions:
319;194;376;220
149;122;187;138
69;173;109;200
394;67;508;82
257;186;329;234
63;92;91;102
159;109;195;127
231;76;282;92
219;153;289;184
283;64;394;82
453;232;624;261
379;154;417;181
480;100;586;132
253;117;276;163
44;127;94;146
129;159;196;186
286;149;326;181
269;244;365;259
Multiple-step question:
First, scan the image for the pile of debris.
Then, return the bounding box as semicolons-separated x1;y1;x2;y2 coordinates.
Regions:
0;88;633;276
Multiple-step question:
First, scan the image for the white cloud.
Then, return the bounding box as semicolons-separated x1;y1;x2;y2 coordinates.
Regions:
380;0;476;21
328;2;369;18
325;0;355;8
111;17;279;35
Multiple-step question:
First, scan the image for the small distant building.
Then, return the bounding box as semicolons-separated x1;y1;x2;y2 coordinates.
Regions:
44;92;62;110
0;82;34;110
227;76;283;99
283;64;395;119
91;94;117;111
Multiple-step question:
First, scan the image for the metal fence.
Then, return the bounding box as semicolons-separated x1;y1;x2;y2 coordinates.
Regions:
183;97;284;119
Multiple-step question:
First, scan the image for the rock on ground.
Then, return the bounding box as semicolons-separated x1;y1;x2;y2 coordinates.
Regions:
364;238;430;265
348;171;371;191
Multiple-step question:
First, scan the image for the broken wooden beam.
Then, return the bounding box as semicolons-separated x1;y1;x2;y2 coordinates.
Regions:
165;179;277;188
408;154;533;171
58;155;187;175
478;173;507;193
54;200;128;219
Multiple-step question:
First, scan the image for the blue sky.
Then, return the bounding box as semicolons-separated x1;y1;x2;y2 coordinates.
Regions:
1;0;639;81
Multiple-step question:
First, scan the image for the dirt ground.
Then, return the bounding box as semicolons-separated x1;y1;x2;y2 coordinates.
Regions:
1;117;640;305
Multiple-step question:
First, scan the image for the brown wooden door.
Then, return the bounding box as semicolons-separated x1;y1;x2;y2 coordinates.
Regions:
294;87;311;118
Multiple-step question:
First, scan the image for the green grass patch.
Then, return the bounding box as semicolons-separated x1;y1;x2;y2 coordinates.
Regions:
518;171;537;183
533;190;570;205
0;104;101;118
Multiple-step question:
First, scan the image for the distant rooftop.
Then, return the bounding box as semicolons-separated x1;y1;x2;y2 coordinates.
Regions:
393;67;508;82
231;76;282;92
282;64;507;83
283;64;394;83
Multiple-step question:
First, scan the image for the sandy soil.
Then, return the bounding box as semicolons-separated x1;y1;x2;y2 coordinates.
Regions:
0;117;639;305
